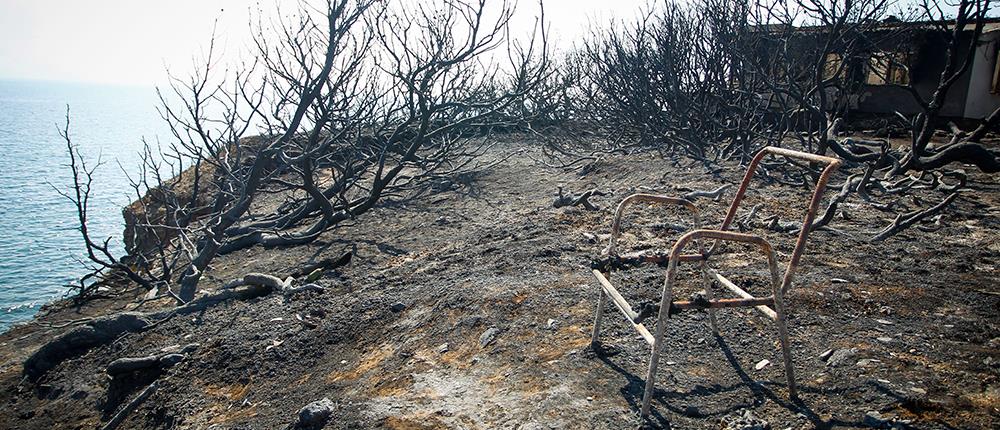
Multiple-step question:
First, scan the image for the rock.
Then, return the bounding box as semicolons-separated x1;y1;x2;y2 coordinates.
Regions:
296;398;335;429
908;387;927;394
856;358;877;367
754;359;770;371
390;302;406;313
876;319;893;325
863;411;886;427
546;319;557;330
586;342;621;358
825;348;857;367
721;409;770;430
876;336;893;343
479;327;499;348
437;343;450;354
243;273;287;289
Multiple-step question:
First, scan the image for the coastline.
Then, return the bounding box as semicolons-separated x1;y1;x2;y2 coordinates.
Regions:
0;79;165;331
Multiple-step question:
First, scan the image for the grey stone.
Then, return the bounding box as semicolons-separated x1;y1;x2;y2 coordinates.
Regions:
863;411;886;427
825;348;857;367
390;302;406;313
296;398;335;429
479;327;499;347
856;358;878;367
721;409;770;430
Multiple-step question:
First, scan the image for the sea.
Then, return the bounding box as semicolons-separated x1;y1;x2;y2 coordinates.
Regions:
0;79;168;332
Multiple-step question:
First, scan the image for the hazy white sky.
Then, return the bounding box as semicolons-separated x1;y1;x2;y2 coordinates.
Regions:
0;0;649;87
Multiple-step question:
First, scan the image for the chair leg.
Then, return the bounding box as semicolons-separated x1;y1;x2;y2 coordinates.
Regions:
591;288;607;349
772;284;797;398
700;262;719;334
640;265;676;418
640;334;663;418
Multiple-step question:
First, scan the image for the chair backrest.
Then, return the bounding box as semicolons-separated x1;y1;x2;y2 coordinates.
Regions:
597;147;841;295
604;194;701;257
714;147;841;294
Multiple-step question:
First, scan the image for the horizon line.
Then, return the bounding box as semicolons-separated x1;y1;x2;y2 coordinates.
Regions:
0;76;159;89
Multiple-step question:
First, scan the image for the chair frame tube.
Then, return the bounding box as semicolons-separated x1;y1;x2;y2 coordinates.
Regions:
589;147;841;420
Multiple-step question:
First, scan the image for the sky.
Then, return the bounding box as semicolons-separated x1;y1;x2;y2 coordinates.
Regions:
0;0;649;87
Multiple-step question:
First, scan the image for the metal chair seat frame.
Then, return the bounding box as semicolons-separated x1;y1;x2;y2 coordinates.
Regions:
589;147;841;418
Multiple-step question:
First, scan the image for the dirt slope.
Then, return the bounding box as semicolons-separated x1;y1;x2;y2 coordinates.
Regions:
0;136;998;429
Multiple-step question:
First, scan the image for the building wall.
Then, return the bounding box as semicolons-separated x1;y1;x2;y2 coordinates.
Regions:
754;25;1000;121
962;31;1000;119
854;31;973;118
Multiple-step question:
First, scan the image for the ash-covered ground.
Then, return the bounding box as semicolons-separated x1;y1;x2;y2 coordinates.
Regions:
1;135;997;429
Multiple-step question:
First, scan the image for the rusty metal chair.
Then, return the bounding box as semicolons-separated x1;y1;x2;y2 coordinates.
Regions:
589;146;841;418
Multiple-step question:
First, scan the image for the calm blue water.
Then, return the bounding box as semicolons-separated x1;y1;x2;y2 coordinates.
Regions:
0;80;167;332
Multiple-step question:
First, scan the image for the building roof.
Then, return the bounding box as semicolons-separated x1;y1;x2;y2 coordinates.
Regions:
754;16;1000;35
